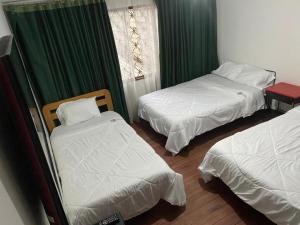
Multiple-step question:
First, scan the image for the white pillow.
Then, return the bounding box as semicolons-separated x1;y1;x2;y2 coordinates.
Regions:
236;64;275;90
212;61;244;80
56;97;101;126
213;62;275;90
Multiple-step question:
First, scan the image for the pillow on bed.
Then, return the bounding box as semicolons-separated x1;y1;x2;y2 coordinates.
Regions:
56;97;101;126
213;62;275;90
212;61;244;80
235;64;275;90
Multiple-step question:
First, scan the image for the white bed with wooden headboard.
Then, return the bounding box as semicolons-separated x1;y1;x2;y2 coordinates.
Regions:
43;89;186;225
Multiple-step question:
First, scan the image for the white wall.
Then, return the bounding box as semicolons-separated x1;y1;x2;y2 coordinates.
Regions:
0;4;12;56
217;0;300;85
0;179;24;225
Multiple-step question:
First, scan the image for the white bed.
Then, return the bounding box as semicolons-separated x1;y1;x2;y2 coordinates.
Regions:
199;107;300;225
50;111;186;225
138;74;266;155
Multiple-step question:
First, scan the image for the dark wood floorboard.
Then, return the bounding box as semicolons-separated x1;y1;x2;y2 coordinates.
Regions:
128;110;280;225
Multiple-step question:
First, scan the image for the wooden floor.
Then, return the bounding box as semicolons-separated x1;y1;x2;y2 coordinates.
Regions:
128;110;279;225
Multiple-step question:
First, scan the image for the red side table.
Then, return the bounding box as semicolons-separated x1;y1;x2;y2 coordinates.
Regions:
265;82;300;109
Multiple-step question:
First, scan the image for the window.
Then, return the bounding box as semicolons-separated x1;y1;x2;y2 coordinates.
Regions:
109;3;159;81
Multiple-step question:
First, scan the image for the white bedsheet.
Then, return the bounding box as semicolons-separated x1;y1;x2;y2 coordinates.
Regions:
50;112;186;225
138;74;265;155
199;107;300;225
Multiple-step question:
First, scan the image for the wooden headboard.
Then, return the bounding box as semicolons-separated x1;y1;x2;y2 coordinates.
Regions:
42;89;113;132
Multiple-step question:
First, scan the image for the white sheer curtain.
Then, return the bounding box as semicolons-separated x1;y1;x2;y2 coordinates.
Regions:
107;0;160;123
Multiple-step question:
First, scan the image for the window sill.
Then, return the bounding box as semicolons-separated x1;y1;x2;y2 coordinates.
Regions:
135;75;145;81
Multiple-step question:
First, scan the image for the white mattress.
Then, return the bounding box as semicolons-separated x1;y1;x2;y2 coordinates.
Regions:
138;74;265;155
199;107;300;225
50;111;186;225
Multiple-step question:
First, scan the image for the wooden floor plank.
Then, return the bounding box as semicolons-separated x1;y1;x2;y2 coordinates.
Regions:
128;110;279;225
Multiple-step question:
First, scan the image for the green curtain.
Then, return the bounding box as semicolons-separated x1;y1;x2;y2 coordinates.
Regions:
4;0;129;121
155;0;219;88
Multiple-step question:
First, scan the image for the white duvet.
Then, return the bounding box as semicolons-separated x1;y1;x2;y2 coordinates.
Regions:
199;107;300;225
50;112;186;225
138;74;265;155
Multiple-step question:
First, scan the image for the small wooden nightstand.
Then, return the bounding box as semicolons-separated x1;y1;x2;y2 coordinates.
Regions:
266;82;300;110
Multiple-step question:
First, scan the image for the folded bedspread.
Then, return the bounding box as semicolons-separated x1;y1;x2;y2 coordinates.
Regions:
138;74;265;155
50;112;186;225
199;107;300;225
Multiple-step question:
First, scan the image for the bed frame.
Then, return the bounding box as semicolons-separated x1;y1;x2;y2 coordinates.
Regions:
266;70;277;85
42;89;113;132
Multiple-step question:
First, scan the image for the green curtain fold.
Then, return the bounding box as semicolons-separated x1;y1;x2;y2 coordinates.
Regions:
5;0;129;121
155;0;219;88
